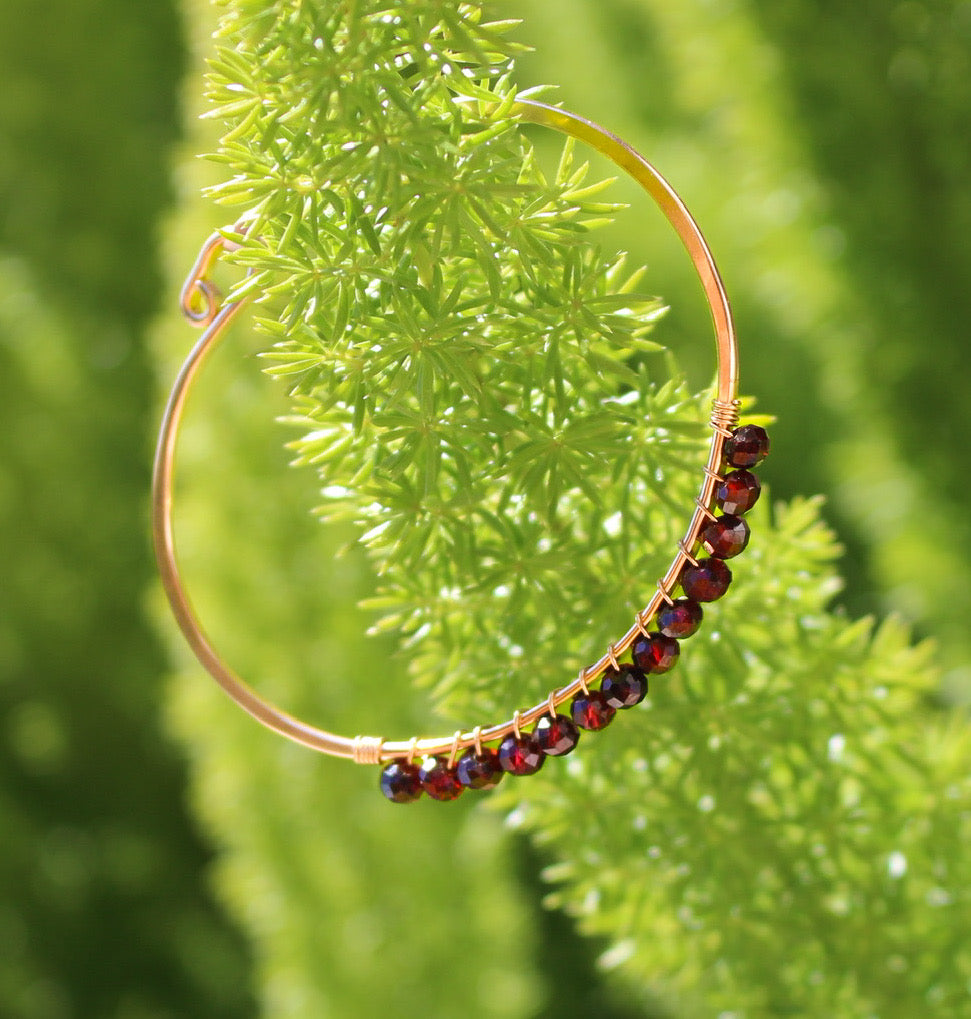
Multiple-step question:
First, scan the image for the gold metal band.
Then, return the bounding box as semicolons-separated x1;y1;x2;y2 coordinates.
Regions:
152;99;740;763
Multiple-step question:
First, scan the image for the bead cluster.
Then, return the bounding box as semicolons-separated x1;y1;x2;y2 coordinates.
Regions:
380;424;770;803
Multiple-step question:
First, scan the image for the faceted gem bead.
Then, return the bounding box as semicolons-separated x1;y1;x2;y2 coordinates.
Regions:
725;424;770;468
700;514;750;559
380;760;423;803
716;469;762;515
535;713;581;756
418;756;464;801
498;732;545;775
600;665;648;709
455;748;504;790
657;597;704;639
681;557;732;602
571;689;617;731
631;632;680;674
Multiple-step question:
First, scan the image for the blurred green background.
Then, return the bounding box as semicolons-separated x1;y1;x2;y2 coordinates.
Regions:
1;0;968;1016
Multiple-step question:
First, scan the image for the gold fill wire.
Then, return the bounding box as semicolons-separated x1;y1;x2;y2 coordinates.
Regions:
152;99;739;764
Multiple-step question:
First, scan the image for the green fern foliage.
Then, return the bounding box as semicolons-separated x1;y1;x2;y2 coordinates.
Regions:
207;1;681;698
183;0;971;1015
510;496;970;1016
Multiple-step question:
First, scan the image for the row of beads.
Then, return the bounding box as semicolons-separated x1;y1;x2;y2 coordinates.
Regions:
380;424;769;803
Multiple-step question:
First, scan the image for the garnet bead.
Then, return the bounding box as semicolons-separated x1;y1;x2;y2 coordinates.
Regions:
681;557;732;602
456;748;504;790
600;665;648;709
571;689;617;731
535;713;581;756
631;632;680;674
380;761;423;803
716;469;762;515
418;756;464;801
657;597;704;639
700;514;750;559
498;733;545;775
725;424;770;468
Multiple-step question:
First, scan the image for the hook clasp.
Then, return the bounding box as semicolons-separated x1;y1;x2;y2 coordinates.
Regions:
179;224;247;327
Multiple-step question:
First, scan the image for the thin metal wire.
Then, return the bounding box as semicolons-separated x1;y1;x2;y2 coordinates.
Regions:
153;98;739;764
352;736;384;765
446;731;463;769
576;667;591;696
711;397;741;434
678;540;700;567
695;497;719;522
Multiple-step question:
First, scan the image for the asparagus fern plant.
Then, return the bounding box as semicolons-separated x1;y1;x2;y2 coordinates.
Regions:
174;0;971;1014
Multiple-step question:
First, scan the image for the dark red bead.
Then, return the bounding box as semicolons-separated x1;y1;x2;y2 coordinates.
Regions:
497;733;545;775
571;689;617;731
418;756;464;801
600;665;648;709
657;597;703;639
716;469;762;515
380;761;423;803
535;713;581;756
681;557;732;602
700;514;750;559
455;748;504;790
631;632;680;674
725;425;770;468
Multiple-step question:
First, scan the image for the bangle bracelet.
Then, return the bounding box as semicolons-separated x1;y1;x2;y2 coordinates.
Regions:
153;99;769;803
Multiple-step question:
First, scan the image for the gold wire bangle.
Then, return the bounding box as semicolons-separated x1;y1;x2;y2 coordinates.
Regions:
153;99;743;766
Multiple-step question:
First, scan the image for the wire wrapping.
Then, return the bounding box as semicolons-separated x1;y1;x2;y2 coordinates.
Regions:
352;736;384;766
